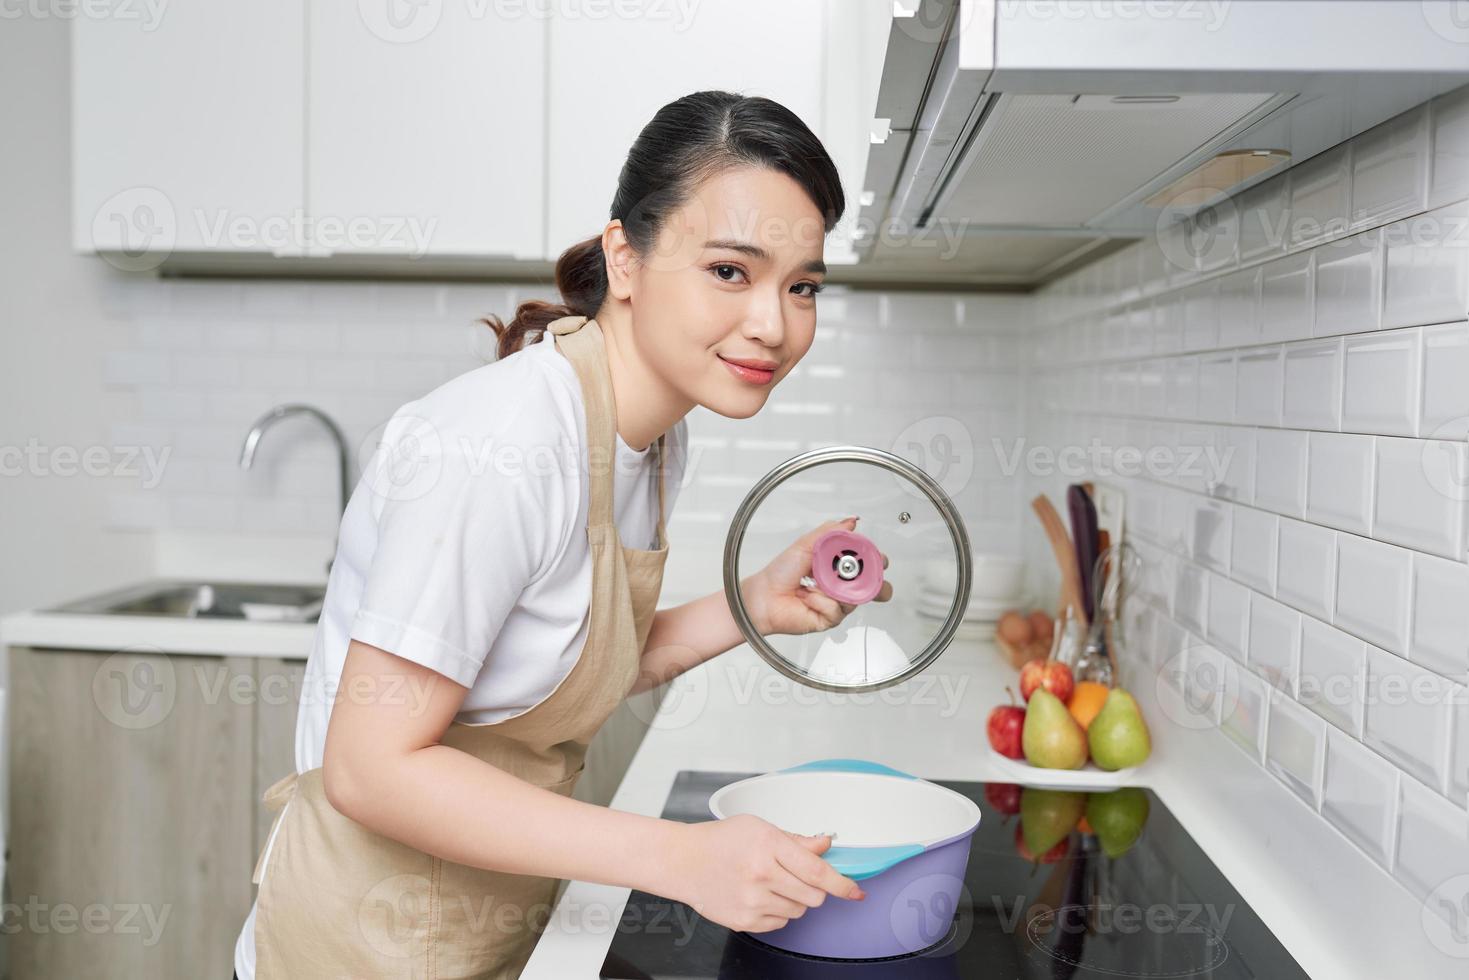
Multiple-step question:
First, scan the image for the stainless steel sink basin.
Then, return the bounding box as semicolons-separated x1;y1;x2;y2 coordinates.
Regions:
50;581;326;623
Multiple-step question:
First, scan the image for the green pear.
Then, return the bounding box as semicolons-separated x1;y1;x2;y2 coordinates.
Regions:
1022;689;1088;770
1020;788;1087;857
1085;787;1151;858
1087;689;1152;771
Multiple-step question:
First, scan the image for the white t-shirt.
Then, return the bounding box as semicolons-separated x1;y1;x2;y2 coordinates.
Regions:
235;327;687;979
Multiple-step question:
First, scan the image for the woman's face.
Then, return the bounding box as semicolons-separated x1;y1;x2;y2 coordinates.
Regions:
624;166;829;419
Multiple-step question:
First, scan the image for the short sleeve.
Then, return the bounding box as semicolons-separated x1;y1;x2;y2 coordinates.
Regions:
348;408;556;688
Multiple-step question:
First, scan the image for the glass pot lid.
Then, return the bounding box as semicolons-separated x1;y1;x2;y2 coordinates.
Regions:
722;446;973;693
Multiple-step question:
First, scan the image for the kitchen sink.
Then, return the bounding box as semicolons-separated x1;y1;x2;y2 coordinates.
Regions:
49;581;326;623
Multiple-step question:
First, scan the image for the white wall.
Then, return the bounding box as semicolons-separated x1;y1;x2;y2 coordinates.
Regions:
1026;85;1469;930
0;12;151;615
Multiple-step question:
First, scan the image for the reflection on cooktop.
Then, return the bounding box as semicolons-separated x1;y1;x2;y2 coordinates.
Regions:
600;770;1309;980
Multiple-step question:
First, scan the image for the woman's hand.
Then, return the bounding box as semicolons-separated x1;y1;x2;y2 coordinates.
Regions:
663;814;865;933
741;517;894;636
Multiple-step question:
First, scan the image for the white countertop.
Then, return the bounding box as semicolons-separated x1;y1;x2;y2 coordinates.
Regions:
0;608;315;659
522;639;1462;980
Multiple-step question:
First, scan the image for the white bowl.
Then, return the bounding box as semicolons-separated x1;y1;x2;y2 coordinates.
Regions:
923;553;1024;602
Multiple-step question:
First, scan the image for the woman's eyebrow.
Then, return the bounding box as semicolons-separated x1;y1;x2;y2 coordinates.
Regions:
703;238;826;276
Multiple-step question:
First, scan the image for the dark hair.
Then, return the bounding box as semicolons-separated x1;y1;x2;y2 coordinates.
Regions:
481;90;846;360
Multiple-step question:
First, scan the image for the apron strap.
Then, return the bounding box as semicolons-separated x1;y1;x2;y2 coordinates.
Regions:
551;316;617;529
251;770;302;885
654;433;668;547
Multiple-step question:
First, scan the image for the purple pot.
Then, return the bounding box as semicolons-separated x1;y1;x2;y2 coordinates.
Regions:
707;759;981;960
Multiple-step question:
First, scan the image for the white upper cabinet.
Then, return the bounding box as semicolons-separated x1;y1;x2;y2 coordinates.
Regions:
544;1;827;258
307;4;547;259
73;2;306;260
71;3;866;268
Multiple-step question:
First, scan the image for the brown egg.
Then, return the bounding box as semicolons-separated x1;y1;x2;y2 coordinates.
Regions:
998;611;1034;645
1029;610;1055;641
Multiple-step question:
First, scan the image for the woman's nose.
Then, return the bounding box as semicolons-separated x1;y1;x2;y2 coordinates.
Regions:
741;298;786;347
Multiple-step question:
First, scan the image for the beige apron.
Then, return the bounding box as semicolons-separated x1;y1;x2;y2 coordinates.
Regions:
250;315;669;980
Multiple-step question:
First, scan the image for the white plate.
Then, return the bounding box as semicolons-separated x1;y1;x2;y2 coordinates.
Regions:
986;745;1146;790
914;596;1018;623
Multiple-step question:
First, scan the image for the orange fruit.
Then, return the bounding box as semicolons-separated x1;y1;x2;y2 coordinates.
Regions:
1067;682;1110;731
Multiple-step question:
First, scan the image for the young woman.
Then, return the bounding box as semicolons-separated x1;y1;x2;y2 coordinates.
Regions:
234;90;887;979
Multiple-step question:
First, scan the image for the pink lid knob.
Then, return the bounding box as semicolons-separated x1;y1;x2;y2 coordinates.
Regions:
810;530;884;605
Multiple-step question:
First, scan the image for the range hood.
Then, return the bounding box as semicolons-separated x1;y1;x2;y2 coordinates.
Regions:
853;0;1469;289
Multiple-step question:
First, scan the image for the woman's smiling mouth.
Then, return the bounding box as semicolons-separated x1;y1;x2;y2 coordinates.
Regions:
718;353;779;386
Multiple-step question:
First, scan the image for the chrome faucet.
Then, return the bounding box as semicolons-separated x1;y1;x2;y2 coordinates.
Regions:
239;404;353;521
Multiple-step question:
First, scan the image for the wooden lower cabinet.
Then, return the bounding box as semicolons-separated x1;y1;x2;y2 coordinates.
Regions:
5;647;304;980
5;647;650;976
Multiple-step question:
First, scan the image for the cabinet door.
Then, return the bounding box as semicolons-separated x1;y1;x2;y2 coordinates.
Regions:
308;4;547;259
545;2;826;256
72;3;306;259
7;648;255;979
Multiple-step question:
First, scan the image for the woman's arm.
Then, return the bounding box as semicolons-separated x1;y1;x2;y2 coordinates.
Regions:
322;638;864;929
631;517;892;695
323;639;672;886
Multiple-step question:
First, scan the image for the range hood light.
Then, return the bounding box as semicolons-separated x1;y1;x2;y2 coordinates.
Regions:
1144;148;1292;210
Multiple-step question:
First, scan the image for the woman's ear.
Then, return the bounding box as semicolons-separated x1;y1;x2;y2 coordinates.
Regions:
602;220;636;302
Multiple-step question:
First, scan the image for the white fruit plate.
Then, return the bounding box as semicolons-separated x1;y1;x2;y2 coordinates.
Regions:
986;746;1147;790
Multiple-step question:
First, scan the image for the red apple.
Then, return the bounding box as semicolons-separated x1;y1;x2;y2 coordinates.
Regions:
1019;658;1075;704
1015;823;1070;864
984;781;1022;816
987;696;1026;760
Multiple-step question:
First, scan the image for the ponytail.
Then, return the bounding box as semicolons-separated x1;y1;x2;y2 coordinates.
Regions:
480;235;607;360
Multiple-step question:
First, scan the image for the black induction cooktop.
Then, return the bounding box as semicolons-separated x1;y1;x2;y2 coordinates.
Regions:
600;771;1309;980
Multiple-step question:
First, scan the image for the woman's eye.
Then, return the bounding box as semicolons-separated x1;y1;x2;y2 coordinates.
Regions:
712;263;745;283
793;281;825;298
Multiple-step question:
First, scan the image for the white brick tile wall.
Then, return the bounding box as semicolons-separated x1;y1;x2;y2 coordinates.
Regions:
1029;87;1469;903
1281;339;1341;430
1276;517;1337;622
1322;726;1398;869
1313;228;1382;336
1336;534;1412;655
1304;431;1374;534
1299;615;1365;736
1341;328;1420;436
100;282;1026;563
1410;554;1469;680
1363;644;1454;792
1266;689;1327;807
